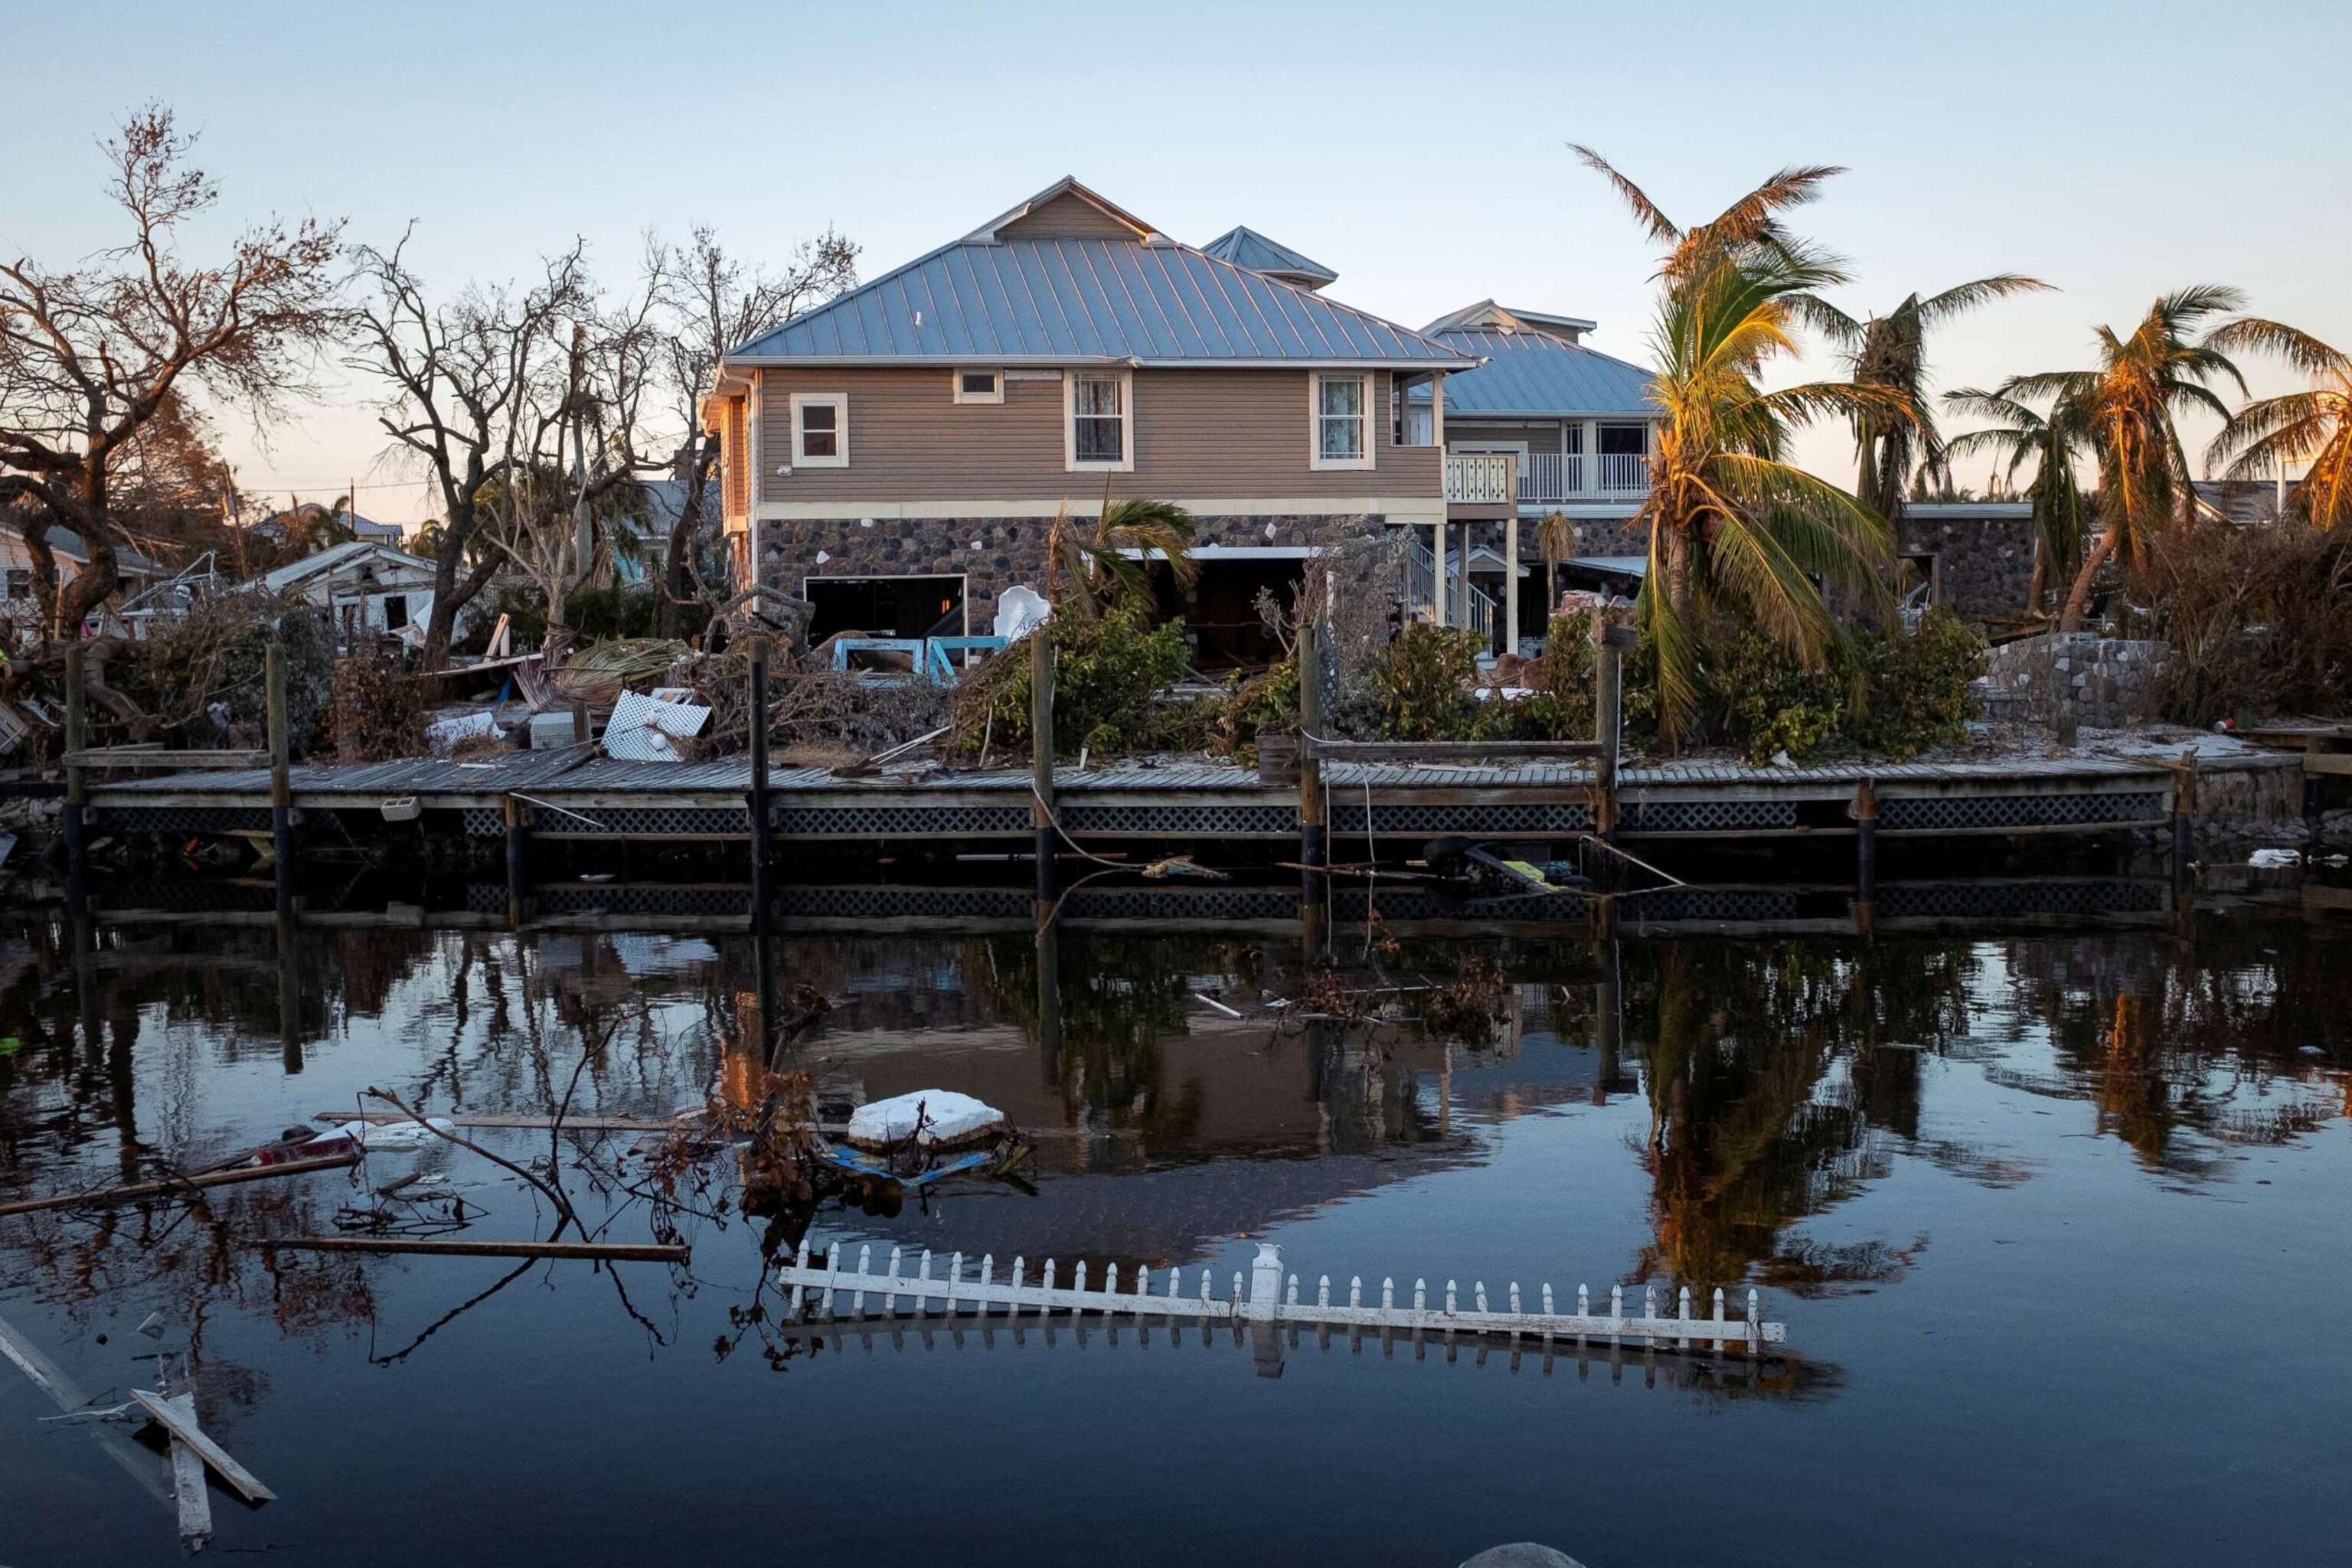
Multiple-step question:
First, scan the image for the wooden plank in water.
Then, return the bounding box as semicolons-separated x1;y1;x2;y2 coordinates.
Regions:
165;1390;213;1550
129;1389;275;1503
0;1152;360;1218
256;1236;688;1264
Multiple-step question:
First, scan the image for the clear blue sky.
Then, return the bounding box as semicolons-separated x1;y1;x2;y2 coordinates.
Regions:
6;0;2345;521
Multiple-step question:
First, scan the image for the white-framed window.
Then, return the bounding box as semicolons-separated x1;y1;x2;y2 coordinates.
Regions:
790;392;848;468
1064;371;1132;472
1312;373;1373;470
952;368;1004;405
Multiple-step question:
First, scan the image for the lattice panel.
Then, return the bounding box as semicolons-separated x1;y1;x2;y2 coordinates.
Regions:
773;805;1031;838
1879;792;2163;832
94;805;273;836
1623;888;1803;923
1877;880;2166;920
534;805;750;838
1059;803;1298;836
1620;799;1797;833
464;881;508;914
1063;887;1302;923
776;886;1031;921
461;808;511;839
1328;802;1595;835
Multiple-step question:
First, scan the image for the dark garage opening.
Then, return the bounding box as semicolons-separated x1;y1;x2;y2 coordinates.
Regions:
805;575;966;642
1153;555;1305;670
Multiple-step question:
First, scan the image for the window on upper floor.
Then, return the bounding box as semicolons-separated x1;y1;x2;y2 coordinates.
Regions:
792;392;848;467
1313;373;1372;469
953;369;1004;405
1066;371;1132;471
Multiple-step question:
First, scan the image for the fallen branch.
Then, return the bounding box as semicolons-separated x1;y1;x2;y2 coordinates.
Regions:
318;1109;688;1133
362;1087;578;1233
0;1152;360;1219
255;1236;688;1263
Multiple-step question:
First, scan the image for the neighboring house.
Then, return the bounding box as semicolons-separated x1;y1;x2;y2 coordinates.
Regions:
0;526;166;631
2192;478;2300;526
251;503;406;549
700;178;1483;666
1415;302;1661;649
260;539;446;643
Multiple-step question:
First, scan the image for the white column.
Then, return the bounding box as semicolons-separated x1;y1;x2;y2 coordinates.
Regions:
1504;514;1521;654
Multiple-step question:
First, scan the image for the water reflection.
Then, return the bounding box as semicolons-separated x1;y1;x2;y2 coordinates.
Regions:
2;908;2347;1373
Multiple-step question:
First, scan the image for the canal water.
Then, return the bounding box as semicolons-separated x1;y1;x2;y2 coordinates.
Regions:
1;903;2346;1565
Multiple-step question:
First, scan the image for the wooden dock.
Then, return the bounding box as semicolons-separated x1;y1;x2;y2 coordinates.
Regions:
83;750;2180;849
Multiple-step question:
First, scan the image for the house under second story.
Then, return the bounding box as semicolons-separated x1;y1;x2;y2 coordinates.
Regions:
700;178;1481;662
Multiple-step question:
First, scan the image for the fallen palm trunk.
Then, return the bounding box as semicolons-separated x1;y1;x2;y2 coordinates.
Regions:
0;1152;360;1219
253;1236;689;1263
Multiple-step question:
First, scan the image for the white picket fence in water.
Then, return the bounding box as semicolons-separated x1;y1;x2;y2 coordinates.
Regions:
776;1240;1786;1354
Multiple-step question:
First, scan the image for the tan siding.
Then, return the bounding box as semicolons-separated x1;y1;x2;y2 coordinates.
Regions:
1446;420;1568;455
724;397;749;518
997;191;1145;240
758;368;1441;504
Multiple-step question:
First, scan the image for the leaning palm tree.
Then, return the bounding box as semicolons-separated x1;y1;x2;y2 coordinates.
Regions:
1572;148;1909;743
1800;278;2051;521
1041;496;1199;618
2004;286;2275;630
1943;385;2092;612
2205;322;2352;532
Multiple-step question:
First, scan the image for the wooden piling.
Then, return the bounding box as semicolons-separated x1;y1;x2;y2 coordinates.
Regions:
747;635;773;929
502;793;528;927
1298;622;1327;898
1593;623;1633;842
1031;628;1056;905
1852;776;1878;931
266;641;293;925
61;641;87;901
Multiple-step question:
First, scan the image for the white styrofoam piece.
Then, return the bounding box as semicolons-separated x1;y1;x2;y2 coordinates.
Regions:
318;1116;456;1150
844;1090;1006;1148
993;585;1050;642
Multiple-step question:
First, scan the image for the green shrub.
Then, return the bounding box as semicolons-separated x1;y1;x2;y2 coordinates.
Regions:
1372;622;1483;740
1208;656;1299;765
1711;631;1847;763
1475;612;1599;741
965;605;1192;759
1844;608;1984;757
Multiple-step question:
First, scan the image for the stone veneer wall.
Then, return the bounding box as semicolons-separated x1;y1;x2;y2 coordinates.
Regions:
757;513;1400;631
1981;632;2173;728
1896;510;2035;620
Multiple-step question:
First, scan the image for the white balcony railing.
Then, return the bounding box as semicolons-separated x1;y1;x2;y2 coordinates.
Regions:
1459;446;1652;505
1443;451;1515;505
1598;452;1649;492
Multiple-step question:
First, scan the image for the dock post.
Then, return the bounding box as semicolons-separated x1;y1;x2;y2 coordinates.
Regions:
1298;623;1327;918
1852;776;1877;933
2307;768;2327;861
2171;753;2197;874
276;910;302;1075
502;793;528;928
1593;622;1632;845
266;641;294;926
1031;626;1056;906
747;635;773;931
61;641;87;906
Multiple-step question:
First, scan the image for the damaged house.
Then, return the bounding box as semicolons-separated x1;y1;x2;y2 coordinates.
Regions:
701;178;2037;663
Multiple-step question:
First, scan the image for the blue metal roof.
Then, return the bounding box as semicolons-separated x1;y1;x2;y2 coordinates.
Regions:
1199;226;1339;288
727;237;1468;368
1417;326;1655;417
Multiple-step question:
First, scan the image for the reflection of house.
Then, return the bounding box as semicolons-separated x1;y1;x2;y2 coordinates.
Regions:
0;526;166;629
260;539;445;642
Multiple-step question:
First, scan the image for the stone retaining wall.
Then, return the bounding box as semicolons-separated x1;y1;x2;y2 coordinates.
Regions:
1981;633;2172;728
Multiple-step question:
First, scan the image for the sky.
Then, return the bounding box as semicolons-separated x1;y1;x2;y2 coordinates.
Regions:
5;0;2347;524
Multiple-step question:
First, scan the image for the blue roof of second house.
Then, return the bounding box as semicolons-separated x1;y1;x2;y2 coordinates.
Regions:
1413;313;1656;418
724;180;1471;369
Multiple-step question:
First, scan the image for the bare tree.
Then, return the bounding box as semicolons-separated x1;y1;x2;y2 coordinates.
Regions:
650;228;856;634
347;236;590;668
0;106;342;635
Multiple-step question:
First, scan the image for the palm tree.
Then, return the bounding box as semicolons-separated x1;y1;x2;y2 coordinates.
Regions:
1536;510;1576;618
1800;277;2051;521
1570;147;1909;743
1041;496;1199;618
2206;322;2352;531
2003;286;2274;630
1943;385;2092;612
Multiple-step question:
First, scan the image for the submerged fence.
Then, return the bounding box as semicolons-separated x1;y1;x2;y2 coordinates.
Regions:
776;1240;1786;1356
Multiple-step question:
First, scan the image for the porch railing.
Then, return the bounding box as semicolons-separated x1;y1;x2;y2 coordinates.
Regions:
1501;449;1651;503
1408;540;1496;641
1598;452;1649;493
